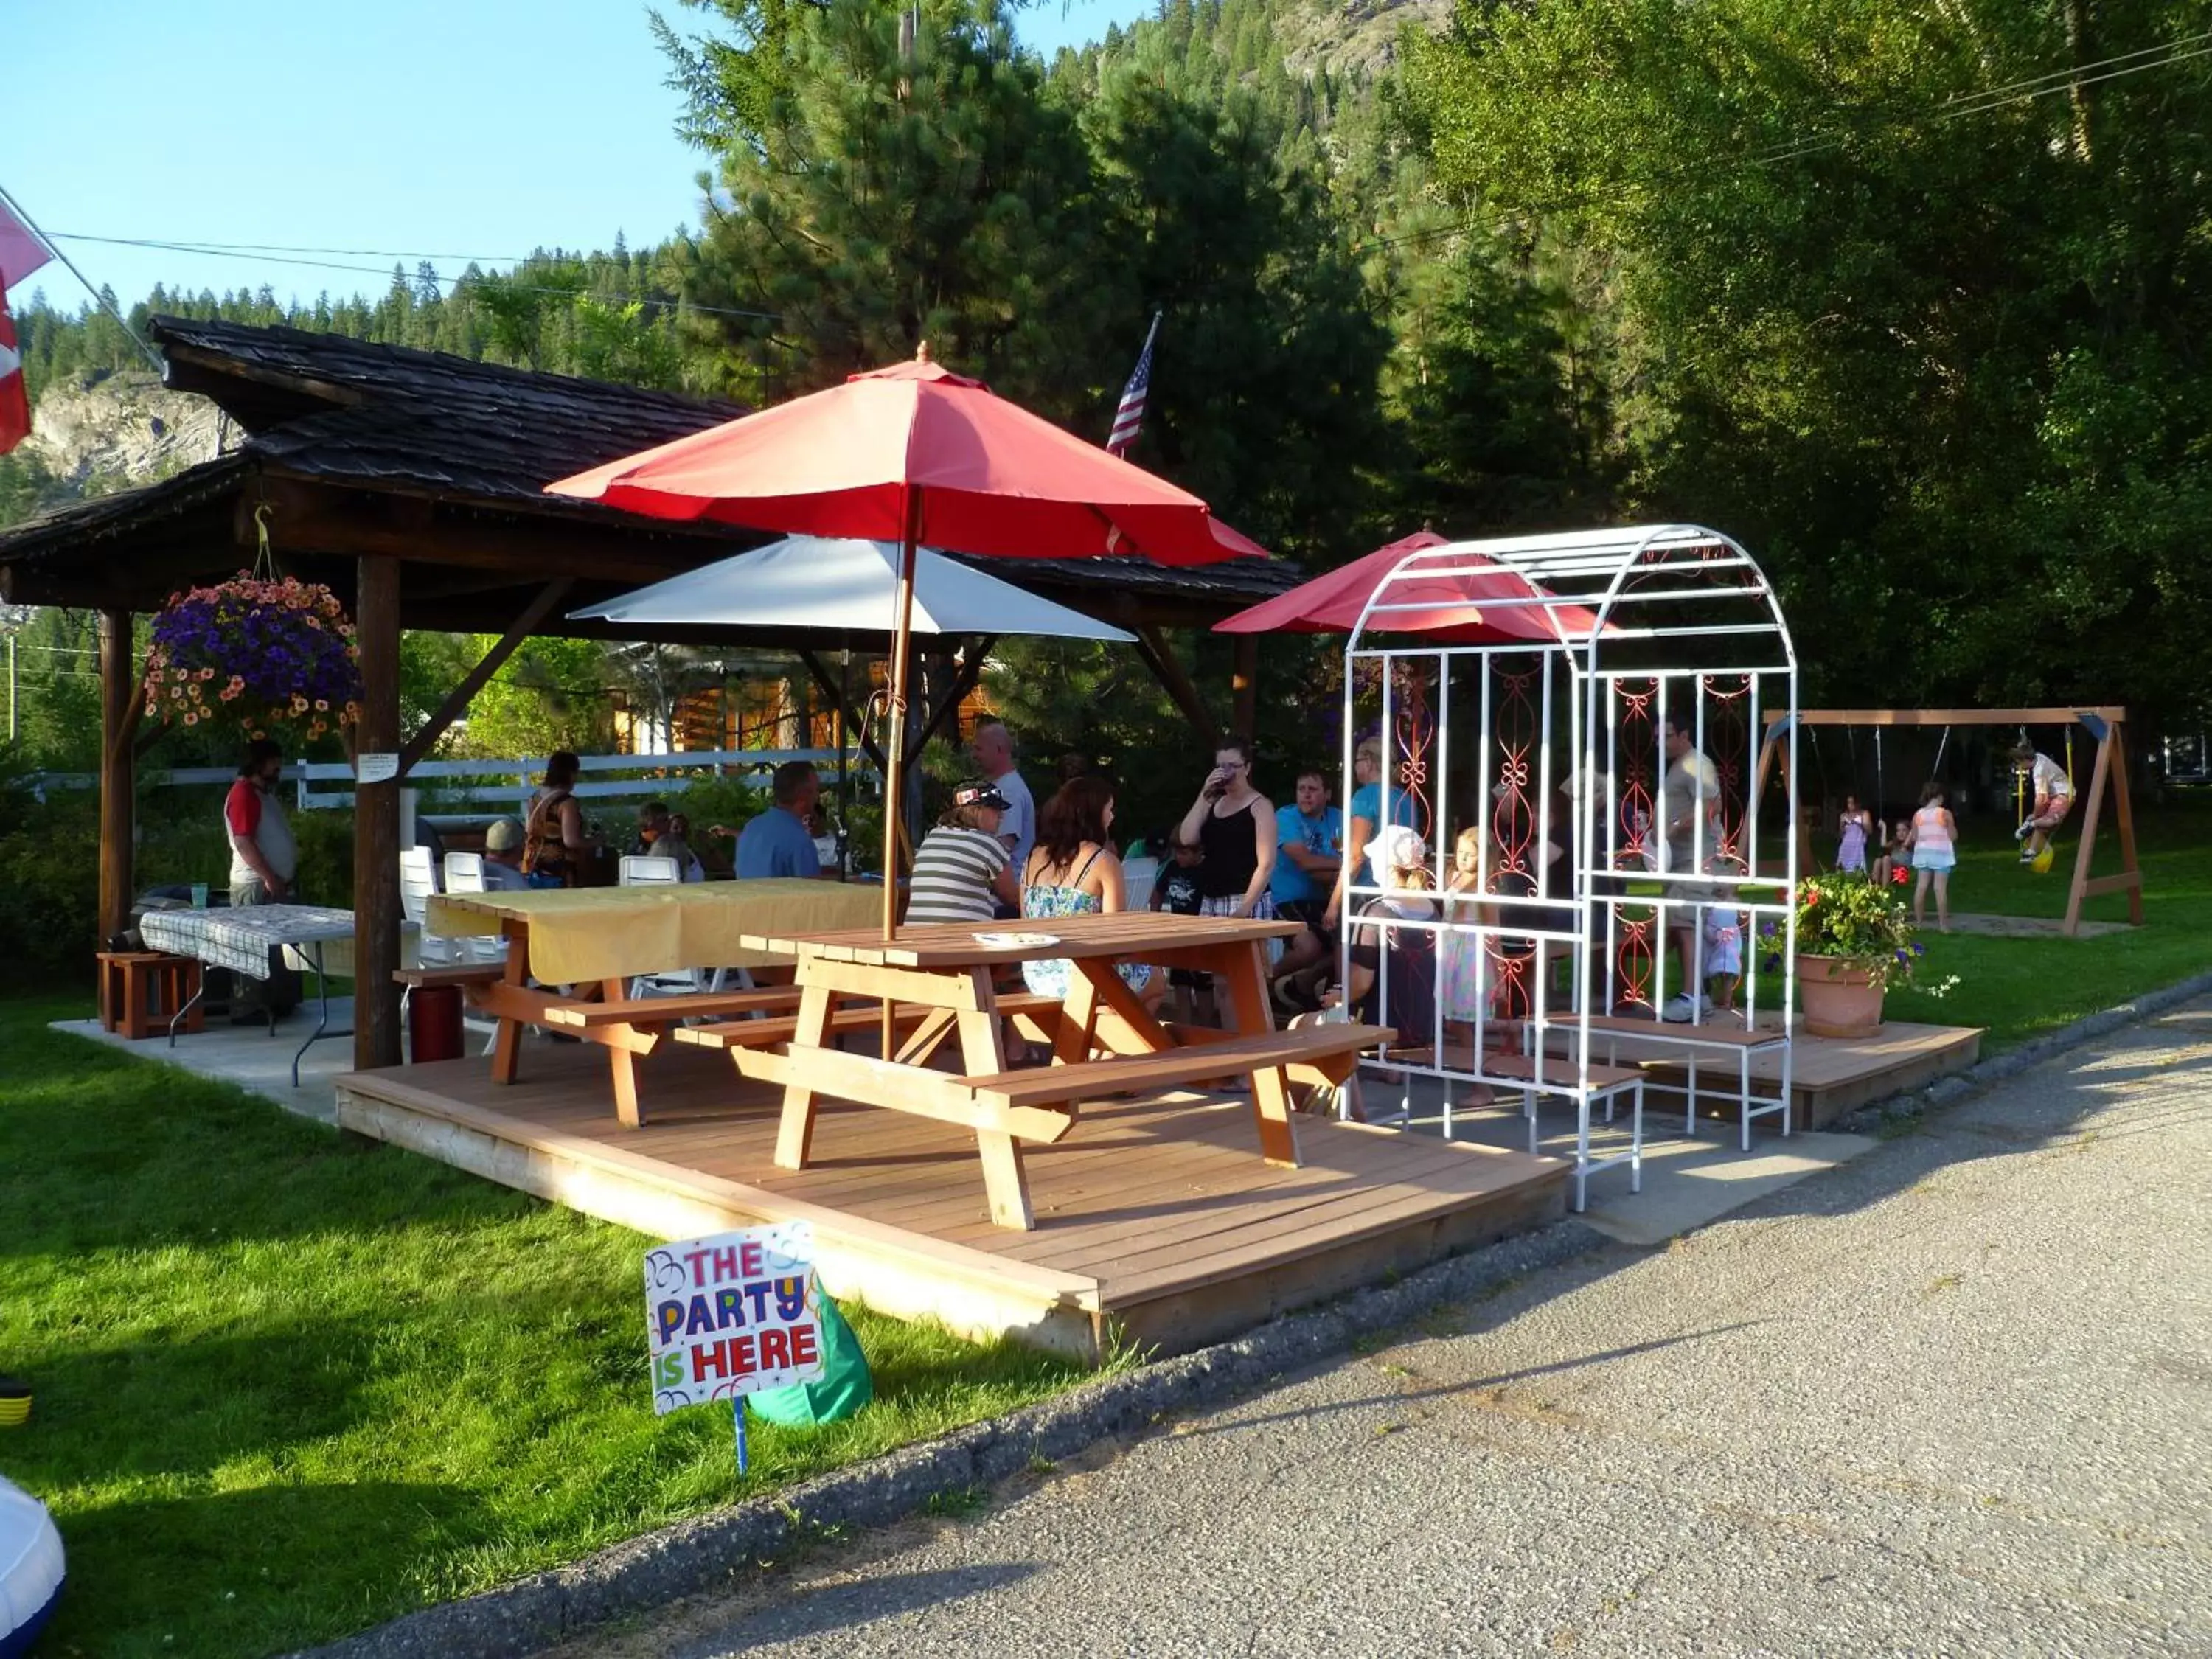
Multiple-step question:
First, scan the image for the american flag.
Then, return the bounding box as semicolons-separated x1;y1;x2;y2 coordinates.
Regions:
1107;312;1161;456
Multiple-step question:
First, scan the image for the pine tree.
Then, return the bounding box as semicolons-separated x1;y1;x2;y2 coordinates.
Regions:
681;0;1107;410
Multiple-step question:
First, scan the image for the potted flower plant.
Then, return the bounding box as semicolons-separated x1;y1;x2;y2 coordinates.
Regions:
144;572;361;743
1782;873;1950;1038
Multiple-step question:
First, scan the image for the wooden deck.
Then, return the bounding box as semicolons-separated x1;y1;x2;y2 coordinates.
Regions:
333;1041;1568;1363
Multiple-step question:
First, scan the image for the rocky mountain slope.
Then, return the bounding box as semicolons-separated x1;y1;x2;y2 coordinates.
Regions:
24;370;235;499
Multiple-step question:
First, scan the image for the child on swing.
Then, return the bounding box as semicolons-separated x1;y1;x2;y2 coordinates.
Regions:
2012;737;2074;869
1834;794;1874;874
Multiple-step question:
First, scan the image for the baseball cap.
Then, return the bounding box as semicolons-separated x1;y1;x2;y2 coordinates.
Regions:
954;780;1011;811
484;817;524;852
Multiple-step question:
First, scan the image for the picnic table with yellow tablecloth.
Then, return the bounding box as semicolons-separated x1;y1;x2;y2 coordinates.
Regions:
425;880;879;984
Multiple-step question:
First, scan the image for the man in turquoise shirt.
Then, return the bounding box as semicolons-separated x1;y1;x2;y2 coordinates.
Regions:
1273;769;1343;975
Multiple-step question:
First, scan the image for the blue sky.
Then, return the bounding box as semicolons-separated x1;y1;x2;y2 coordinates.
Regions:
7;0;1155;314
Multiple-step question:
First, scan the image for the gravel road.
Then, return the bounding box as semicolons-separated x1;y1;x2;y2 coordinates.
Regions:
553;1002;2212;1658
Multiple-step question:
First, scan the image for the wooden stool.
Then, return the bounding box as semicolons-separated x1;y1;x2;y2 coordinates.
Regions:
97;950;204;1040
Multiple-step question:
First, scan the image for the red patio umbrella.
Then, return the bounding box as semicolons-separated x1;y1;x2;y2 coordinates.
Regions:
547;347;1262;938
1212;529;1603;644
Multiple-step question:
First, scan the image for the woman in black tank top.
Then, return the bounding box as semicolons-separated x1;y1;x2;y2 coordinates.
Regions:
1196;796;1261;897
1175;737;1279;921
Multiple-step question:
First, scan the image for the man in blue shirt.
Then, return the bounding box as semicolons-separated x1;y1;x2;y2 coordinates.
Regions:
735;760;825;879
1273;769;1343;975
1324;736;1418;931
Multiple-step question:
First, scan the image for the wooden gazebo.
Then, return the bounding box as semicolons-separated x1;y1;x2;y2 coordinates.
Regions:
0;317;1294;1068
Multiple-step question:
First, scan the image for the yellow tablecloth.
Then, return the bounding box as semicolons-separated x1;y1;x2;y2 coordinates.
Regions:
426;880;880;984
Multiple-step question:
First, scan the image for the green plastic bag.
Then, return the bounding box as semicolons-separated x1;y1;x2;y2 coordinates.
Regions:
747;1291;873;1427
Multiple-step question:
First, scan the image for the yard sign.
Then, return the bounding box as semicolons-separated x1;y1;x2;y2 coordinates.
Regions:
645;1221;824;1446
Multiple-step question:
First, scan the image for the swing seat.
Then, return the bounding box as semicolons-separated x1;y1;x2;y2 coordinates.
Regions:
2031;844;2056;874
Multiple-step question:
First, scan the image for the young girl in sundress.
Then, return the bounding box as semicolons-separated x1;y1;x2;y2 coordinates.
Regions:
1439;825;1493;1034
1020;776;1158;1006
1835;794;1873;874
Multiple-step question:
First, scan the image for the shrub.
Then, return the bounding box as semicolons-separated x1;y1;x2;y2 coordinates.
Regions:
0;786;100;984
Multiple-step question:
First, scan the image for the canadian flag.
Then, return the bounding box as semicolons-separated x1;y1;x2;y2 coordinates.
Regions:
0;287;27;456
0;197;58;456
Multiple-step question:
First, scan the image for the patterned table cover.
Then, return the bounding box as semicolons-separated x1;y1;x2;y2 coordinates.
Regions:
139;905;361;980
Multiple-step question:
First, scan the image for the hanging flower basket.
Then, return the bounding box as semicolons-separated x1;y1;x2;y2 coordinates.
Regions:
145;572;362;742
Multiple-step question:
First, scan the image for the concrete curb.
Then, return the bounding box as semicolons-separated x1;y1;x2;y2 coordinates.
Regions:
295;1219;1610;1659
1838;969;2212;1133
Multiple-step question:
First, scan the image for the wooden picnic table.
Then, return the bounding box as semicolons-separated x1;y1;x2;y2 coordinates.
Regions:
714;911;1390;1230
422;880;879;1124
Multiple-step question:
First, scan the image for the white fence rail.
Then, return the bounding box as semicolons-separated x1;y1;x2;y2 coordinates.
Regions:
21;746;879;815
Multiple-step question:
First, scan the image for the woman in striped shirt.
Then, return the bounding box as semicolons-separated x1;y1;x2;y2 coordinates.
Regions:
905;782;1022;925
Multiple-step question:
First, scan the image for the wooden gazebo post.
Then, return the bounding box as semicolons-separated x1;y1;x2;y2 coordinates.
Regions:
97;608;138;945
352;554;404;1068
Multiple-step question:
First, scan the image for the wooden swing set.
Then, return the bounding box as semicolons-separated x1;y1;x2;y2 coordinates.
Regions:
1756;706;2143;938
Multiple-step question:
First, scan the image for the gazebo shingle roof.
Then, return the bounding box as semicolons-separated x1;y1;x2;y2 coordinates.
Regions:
0;317;1299;623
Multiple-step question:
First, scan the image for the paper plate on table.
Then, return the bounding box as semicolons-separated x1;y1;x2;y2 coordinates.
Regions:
971;931;1058;949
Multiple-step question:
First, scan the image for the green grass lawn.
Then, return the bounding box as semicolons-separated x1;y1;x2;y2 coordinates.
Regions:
0;998;1087;1659
1;801;2205;1656
1826;792;2212;1048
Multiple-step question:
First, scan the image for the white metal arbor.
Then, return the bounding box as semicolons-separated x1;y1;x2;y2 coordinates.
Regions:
1338;524;1801;1208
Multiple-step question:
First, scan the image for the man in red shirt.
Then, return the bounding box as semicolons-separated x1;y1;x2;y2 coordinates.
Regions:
225;738;296;906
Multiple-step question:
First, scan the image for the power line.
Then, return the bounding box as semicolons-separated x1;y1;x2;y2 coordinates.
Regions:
1940;28;2212;111
38;232;784;324
1367;31;2212;255
55;236;554;263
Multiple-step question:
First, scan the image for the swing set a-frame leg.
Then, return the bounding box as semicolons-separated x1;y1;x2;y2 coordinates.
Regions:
2062;721;2146;937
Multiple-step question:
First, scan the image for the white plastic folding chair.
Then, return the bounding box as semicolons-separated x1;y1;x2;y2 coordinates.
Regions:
439;853;509;960
429;850;506;1051
619;855;708;998
1121;855;1160;912
399;844;490;1054
399;847;458;964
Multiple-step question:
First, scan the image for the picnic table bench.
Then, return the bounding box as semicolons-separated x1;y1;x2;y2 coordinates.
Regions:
738;912;1399;1230
959;1020;1389;1112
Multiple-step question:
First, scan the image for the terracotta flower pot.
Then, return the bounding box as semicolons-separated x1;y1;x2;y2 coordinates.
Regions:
1798;953;1884;1039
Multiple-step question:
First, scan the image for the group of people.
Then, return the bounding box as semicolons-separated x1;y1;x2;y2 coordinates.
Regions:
1826;736;2075;933
895;731;1427;1026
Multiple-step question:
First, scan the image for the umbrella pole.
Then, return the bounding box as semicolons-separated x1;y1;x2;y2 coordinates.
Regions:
880;495;922;1060
883;501;922;942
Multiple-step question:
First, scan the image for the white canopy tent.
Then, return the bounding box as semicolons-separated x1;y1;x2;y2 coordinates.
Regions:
573;535;1137;874
569;535;1137;642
